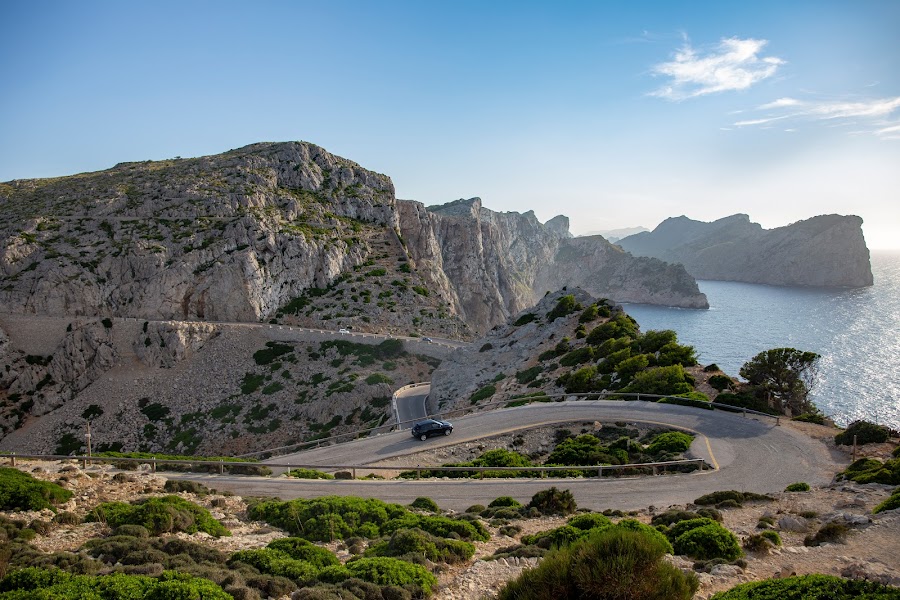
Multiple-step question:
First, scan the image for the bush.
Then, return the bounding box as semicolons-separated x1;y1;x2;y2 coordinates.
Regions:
338;556;436;594
489;496;523;509
465;504;485;513
514;313;538;326
527;487;577;516
497;527;697;600
839;458;900;485
367;527;475;564
0;568;232;599
708;574;900;599
546;434;619;466
267;538;341;569
0;468;73;511
784;482;810;492
693;490;771;508
567;513;611;531
707;375;733;391
86;495;229;537
792;413;826;425
835;420;892;445
409;497;440;513
248;495;488;542
114;524;151;538
619;365;693;396
646;431;694;455
163;480;212;495
672;522;742;561
743;530;781;552
548;295;579;321
873;488;900;514
470;384;496;404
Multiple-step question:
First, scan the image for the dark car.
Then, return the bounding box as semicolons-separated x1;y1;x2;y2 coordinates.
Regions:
411;419;453;440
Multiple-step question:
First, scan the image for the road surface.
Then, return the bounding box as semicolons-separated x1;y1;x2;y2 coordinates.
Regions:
172;400;845;512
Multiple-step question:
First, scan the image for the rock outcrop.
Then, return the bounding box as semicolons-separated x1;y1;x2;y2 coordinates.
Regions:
399;198;708;332
617;214;874;287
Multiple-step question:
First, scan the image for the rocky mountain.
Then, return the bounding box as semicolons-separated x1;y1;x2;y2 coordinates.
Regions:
399;198;707;332
617;214;874;287
0;141;707;452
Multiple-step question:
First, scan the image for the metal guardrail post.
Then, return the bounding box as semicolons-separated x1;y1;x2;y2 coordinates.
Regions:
152;458;156;473
10;452;14;467
219;460;225;474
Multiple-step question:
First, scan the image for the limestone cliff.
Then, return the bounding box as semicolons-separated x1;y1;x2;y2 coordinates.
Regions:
617;214;874;287
399;198;708;332
0;142;397;322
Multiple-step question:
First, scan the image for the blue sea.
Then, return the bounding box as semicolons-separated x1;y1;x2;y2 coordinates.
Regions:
622;251;900;429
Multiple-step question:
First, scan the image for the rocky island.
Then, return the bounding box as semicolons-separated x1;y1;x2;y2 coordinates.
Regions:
616;213;874;287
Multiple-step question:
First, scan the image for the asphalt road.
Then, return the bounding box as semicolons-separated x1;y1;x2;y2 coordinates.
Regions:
172;401;845;512
393;385;430;430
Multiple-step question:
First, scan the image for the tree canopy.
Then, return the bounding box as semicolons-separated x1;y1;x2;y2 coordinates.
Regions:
738;348;820;415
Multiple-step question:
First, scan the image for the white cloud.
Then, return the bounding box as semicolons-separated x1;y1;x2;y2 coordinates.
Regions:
734;96;900;138
650;37;784;100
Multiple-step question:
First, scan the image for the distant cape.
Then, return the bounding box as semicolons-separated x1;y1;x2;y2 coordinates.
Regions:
616;213;873;288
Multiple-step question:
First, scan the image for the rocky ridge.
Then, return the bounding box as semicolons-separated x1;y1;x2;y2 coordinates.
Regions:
617;213;874;287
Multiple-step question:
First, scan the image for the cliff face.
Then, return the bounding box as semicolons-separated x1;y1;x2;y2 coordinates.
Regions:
399;198;708;332
617;214;874;287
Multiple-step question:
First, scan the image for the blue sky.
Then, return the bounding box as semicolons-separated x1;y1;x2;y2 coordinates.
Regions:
2;1;898;248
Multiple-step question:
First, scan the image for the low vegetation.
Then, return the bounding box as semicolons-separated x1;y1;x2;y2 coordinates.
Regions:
709;574;900;599
0;468;72;511
85;495;230;537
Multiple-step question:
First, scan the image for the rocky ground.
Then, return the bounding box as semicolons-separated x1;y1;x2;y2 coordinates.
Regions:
2;421;898;600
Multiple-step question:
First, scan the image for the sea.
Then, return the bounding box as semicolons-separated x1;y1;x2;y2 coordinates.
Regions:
622;250;900;429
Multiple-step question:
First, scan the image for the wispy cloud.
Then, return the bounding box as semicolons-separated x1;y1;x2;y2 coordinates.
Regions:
734;96;900;139
650;37;784;100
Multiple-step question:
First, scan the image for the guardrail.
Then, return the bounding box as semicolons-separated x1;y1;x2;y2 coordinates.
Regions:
240;390;780;460
0;452;707;480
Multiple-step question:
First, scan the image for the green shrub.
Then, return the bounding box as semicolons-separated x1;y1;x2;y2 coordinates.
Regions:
707;375;733;391
694;490;771;507
466;504;486;513
548;295;579;321
835;420;892;445
267;538;341;569
470;384;496;404
567;513;612;531
873;488;900;514
646;431;694;455
784;482;810;492
114;524;151;538
287;468;335;480
894;446;900;458
253;341;294;365
657;394;713;410
527;487;577;516
229;547;320;585
367;527;475;564
0;467;73;511
489;496;523;509
409;497;440;513
672;522;742;561
743;531;781;552
0;568;232;599
792;413;826;425
713;392;779;416
86;495;229;537
620;365;693;396
365;373;394;385
163;480;212;495
709;574;900;599
248;495;488;542
337;556;436;594
559;346;595;367
839;458;900;485
546;434;619;466
514;313;538;326
498;527;697;600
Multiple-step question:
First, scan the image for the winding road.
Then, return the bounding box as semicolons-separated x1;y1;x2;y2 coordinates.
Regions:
175;400;845;512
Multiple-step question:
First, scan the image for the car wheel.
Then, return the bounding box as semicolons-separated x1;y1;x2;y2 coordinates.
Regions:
420;434;428;441
444;429;452;436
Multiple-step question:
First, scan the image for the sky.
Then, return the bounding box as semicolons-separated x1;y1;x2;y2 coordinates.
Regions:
1;1;898;248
